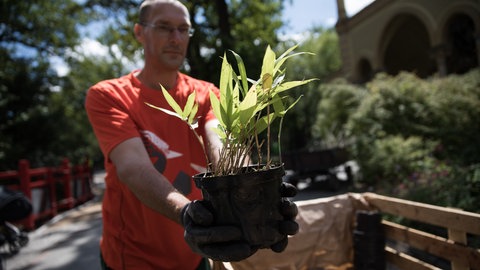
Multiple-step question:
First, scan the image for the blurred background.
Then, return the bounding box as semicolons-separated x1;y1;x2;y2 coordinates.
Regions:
1;0;479;213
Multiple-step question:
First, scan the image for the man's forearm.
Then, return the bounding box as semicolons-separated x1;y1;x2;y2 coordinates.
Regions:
110;137;190;225
118;162;190;224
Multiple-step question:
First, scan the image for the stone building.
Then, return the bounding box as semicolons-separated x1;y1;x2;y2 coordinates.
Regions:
335;0;480;83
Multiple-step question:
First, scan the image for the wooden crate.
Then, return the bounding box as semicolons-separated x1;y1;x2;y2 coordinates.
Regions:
363;193;480;270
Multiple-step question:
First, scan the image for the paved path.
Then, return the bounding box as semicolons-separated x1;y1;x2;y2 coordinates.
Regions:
5;200;103;270
4;172;348;270
4;171;106;270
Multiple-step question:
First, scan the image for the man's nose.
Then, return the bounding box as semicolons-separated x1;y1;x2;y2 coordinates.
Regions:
169;29;183;42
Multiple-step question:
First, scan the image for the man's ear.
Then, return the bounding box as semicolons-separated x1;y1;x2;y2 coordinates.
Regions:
134;23;144;43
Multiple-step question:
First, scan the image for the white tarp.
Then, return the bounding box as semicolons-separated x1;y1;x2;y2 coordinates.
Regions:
213;193;371;270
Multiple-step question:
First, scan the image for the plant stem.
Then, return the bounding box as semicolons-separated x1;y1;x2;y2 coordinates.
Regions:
190;127;213;172
278;116;284;165
266;102;271;168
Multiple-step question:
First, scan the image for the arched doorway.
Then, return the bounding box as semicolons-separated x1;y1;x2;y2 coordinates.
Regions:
357;58;373;83
445;13;478;74
382;14;436;78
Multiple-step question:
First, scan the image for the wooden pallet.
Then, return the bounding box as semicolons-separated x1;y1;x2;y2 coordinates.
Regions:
364;193;480;270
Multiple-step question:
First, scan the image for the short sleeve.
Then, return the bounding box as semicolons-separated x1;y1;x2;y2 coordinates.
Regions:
85;83;140;158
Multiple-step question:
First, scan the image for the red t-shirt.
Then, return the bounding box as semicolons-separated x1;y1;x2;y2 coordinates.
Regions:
85;71;218;270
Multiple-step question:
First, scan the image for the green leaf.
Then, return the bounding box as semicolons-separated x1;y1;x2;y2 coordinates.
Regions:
219;54;231;96
274;52;314;76
212;126;227;141
209;91;223;127
230;50;249;97
145;102;183;121
188;103;199;126
238;86;258;126
276;44;298;63
228;83;238;121
218;56;236;130
262;73;273;91
161;87;183;116
271;95;285;117
182;90;197;119
273;45;297;76
260;45;275;86
261;45;276;75
285;96;303;114
274;79;318;94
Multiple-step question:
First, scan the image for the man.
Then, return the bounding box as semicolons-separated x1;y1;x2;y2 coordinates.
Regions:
85;1;298;269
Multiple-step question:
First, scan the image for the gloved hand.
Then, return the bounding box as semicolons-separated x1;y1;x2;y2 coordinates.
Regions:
270;182;300;253
182;200;257;262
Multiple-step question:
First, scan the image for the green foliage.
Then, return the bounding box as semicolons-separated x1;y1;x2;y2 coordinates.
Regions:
282;28;342;79
279;28;342;151
404;163;480;213
226;0;285;79
59;55;125;168
355;135;437;190
350;73;428;138
312;78;366;148
89;1;141;62
146;87;200;130
152;46;315;176
208;46;314;175
349;70;480;167
188;0;286;83
0;50;61;169
0;0;106;169
90;0;287;83
317;69;480;212
1;0;90;56
426;70;480;164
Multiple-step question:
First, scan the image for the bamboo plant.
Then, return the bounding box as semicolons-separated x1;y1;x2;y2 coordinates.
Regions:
147;45;316;177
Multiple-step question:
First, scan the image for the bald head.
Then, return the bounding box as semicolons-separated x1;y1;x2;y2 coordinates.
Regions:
139;0;190;24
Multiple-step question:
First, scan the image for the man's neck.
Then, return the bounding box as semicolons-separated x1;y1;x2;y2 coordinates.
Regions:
136;68;178;90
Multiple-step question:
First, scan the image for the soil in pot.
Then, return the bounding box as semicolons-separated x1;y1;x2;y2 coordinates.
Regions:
193;165;285;249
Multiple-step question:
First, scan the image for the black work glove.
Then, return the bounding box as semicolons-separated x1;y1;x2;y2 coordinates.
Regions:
270;182;300;253
182;200;257;262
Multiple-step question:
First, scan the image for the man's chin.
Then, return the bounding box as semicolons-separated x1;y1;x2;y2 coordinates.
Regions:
162;58;184;71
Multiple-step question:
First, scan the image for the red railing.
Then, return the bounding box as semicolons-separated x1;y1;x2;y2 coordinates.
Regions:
0;158;94;230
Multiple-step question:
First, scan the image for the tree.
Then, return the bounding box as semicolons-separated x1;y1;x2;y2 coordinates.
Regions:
0;1;94;169
0;0;290;169
0;1;89;56
93;0;287;83
0;51;60;169
279;28;342;151
187;0;286;83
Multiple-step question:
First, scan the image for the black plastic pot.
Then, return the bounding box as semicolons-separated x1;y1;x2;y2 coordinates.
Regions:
193;165;285;249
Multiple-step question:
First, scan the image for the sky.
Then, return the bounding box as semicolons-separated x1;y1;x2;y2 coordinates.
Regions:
281;0;375;34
